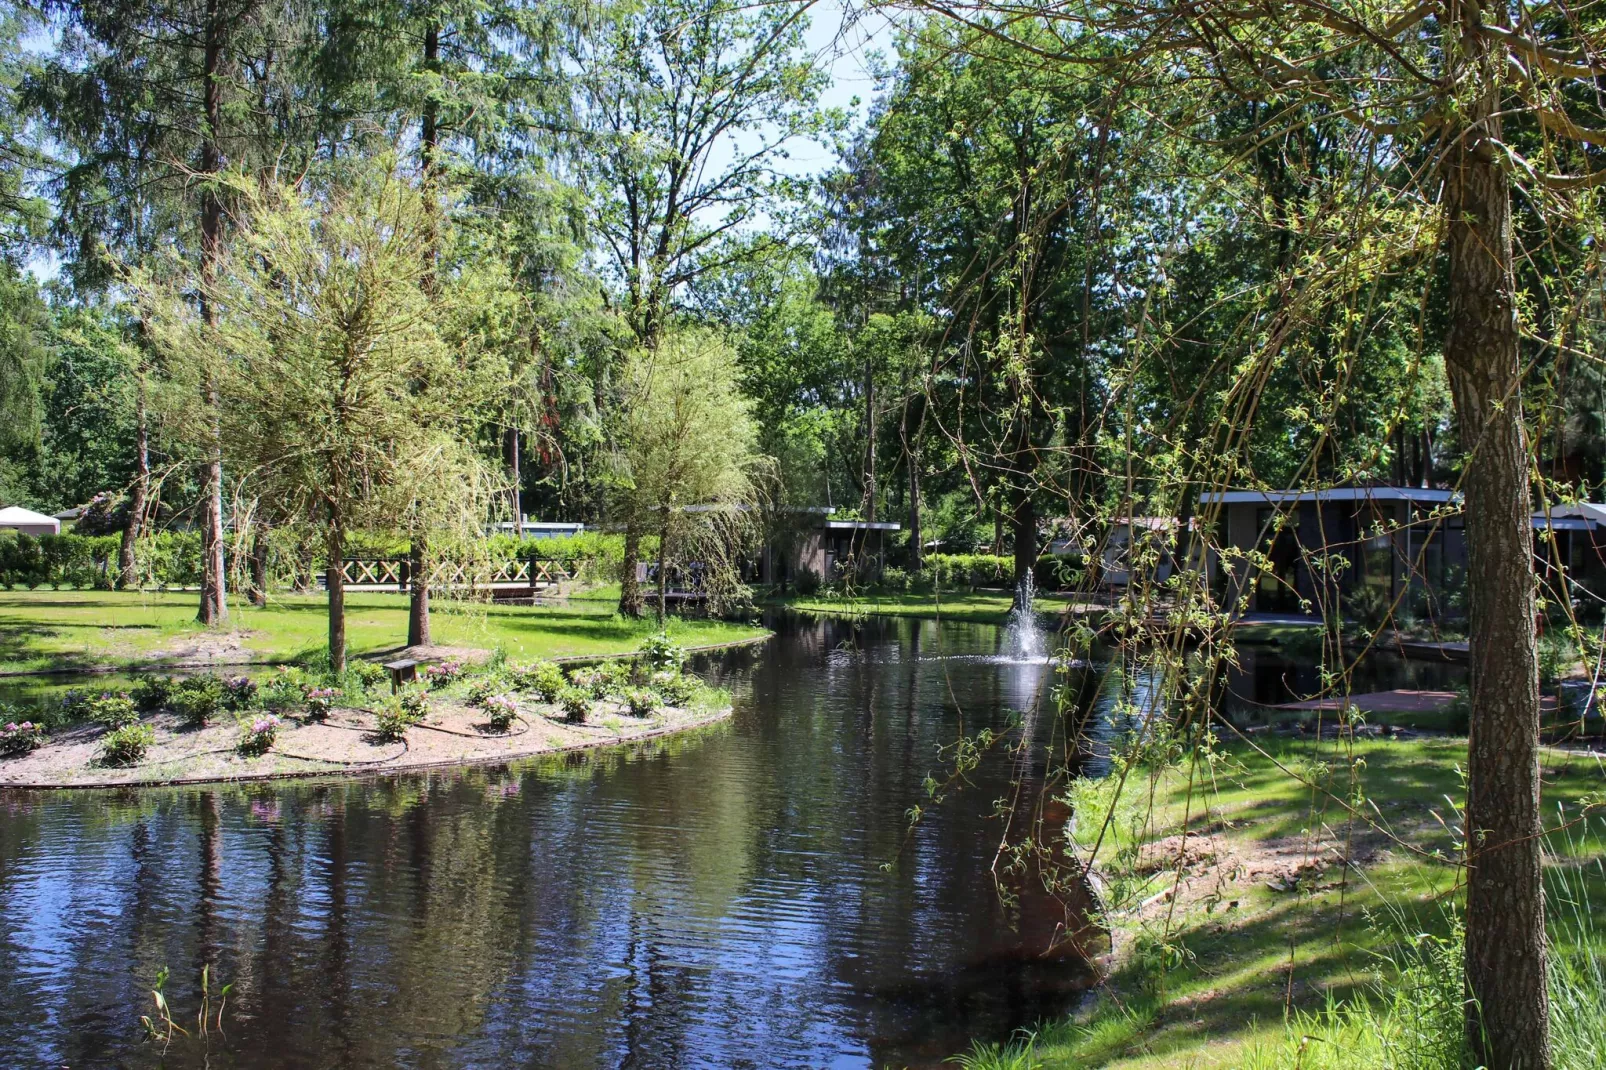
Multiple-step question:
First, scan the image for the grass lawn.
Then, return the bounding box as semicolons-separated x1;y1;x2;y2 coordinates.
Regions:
0;589;769;674
1001;735;1606;1069
770;589;1081;623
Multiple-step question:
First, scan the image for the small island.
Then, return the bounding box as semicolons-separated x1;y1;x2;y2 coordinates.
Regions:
0;640;735;789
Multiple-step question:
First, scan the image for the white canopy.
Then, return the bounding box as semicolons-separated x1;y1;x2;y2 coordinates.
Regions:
0;506;61;535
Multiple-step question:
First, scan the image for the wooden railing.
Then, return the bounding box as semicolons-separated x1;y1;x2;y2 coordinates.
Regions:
324;556;576;594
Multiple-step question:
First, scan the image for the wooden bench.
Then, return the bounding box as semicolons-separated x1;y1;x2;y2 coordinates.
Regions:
382;658;420;693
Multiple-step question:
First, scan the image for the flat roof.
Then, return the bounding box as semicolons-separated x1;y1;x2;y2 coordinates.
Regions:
823;520;901;531
1198;487;1458;505
1534;515;1595;531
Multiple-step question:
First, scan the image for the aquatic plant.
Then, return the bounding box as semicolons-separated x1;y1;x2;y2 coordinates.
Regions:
483;694;518;732
100;722;155;765
236;714;282;756
0;719;46;756
556;685;590;724
139;964;232;1050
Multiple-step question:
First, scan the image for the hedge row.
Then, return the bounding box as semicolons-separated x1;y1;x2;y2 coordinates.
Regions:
0;529;630;591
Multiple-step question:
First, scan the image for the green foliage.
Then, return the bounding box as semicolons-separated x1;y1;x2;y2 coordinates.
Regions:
650;670;700;707
555;685;590;724
569;661;630;699
622;687;660;717
99;722;154;766
0;717;46;756
482;694;518;732
372;688;429;742
130;675;177;713
79;690;138;728
235;713;281;757
169;676;228;727
512;659;568;702
637;632;686;671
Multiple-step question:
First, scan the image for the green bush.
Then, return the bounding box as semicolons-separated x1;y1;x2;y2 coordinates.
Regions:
131;675;178;713
170;675;228;726
0;718;46;756
236;713;281;756
464;673;511;707
371;692;426;741
637;633;686;671
650;671;700;707
569;661;629;699
100;722;155;765
623;688;660;717
512;660;567;702
483;694;518;732
556;685;590;724
83;691;139;728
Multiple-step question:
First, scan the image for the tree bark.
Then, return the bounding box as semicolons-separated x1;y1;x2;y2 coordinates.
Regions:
864;352;877;523
407;18;441;646
119;379;149;590
407;539;431;647
908;450;923;572
505;425;522;536
326;522;346;674
249;528;268;607
1012;488;1036;612
1441;11;1549;1065
656;506;669;625
619;519;643;617
197;0;228;626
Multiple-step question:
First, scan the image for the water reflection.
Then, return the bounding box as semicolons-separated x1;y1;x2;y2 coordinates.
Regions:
0;613;1102;1070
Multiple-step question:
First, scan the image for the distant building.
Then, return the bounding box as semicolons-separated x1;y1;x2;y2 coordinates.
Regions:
489;520;585;538
1196;487;1462;617
0;507;61;536
1195;487;1606;618
760;509;901;586
1100;517;1177;587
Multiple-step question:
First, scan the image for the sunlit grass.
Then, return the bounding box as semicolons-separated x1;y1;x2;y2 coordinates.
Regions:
0;588;768;673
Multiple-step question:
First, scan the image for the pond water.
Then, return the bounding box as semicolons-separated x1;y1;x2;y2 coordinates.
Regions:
0;613;1107;1070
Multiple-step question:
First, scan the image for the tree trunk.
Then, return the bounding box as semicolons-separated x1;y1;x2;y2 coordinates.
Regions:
908;450;923;572
619;519;643;617
656;507;669;625
1012;489;1036;612
505;425;522;536
119;381;149;590
1441;19;1549;1065
864;354;877;523
249;528;268;608
326;521;346;674
408;538;430;647
197;0;228;626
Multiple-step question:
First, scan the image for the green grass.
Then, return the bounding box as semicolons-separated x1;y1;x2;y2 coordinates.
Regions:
769;589;1078;623
965;736;1606;1070
0;589;769;674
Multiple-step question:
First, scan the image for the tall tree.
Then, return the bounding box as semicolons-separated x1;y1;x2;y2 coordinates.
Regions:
557;0;839;614
914;1;1606;1061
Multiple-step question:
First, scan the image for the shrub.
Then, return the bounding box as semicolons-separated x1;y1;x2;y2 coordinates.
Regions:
513;660;567;702
336;659;387;693
483;694;518;732
237;714;282;756
622;688;660;717
399;686;431;720
0;719;46;756
170;676;228;726
422;657;465;689
132;675;179;713
258;670;308;714
222;675;258;710
372;695;422;742
101;722;155;765
570;661;629;699
303;687;340;721
464;673;511;707
637;633;686;671
794;565;822;595
650;671;700;707
83;691;140;728
556;685;590;724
